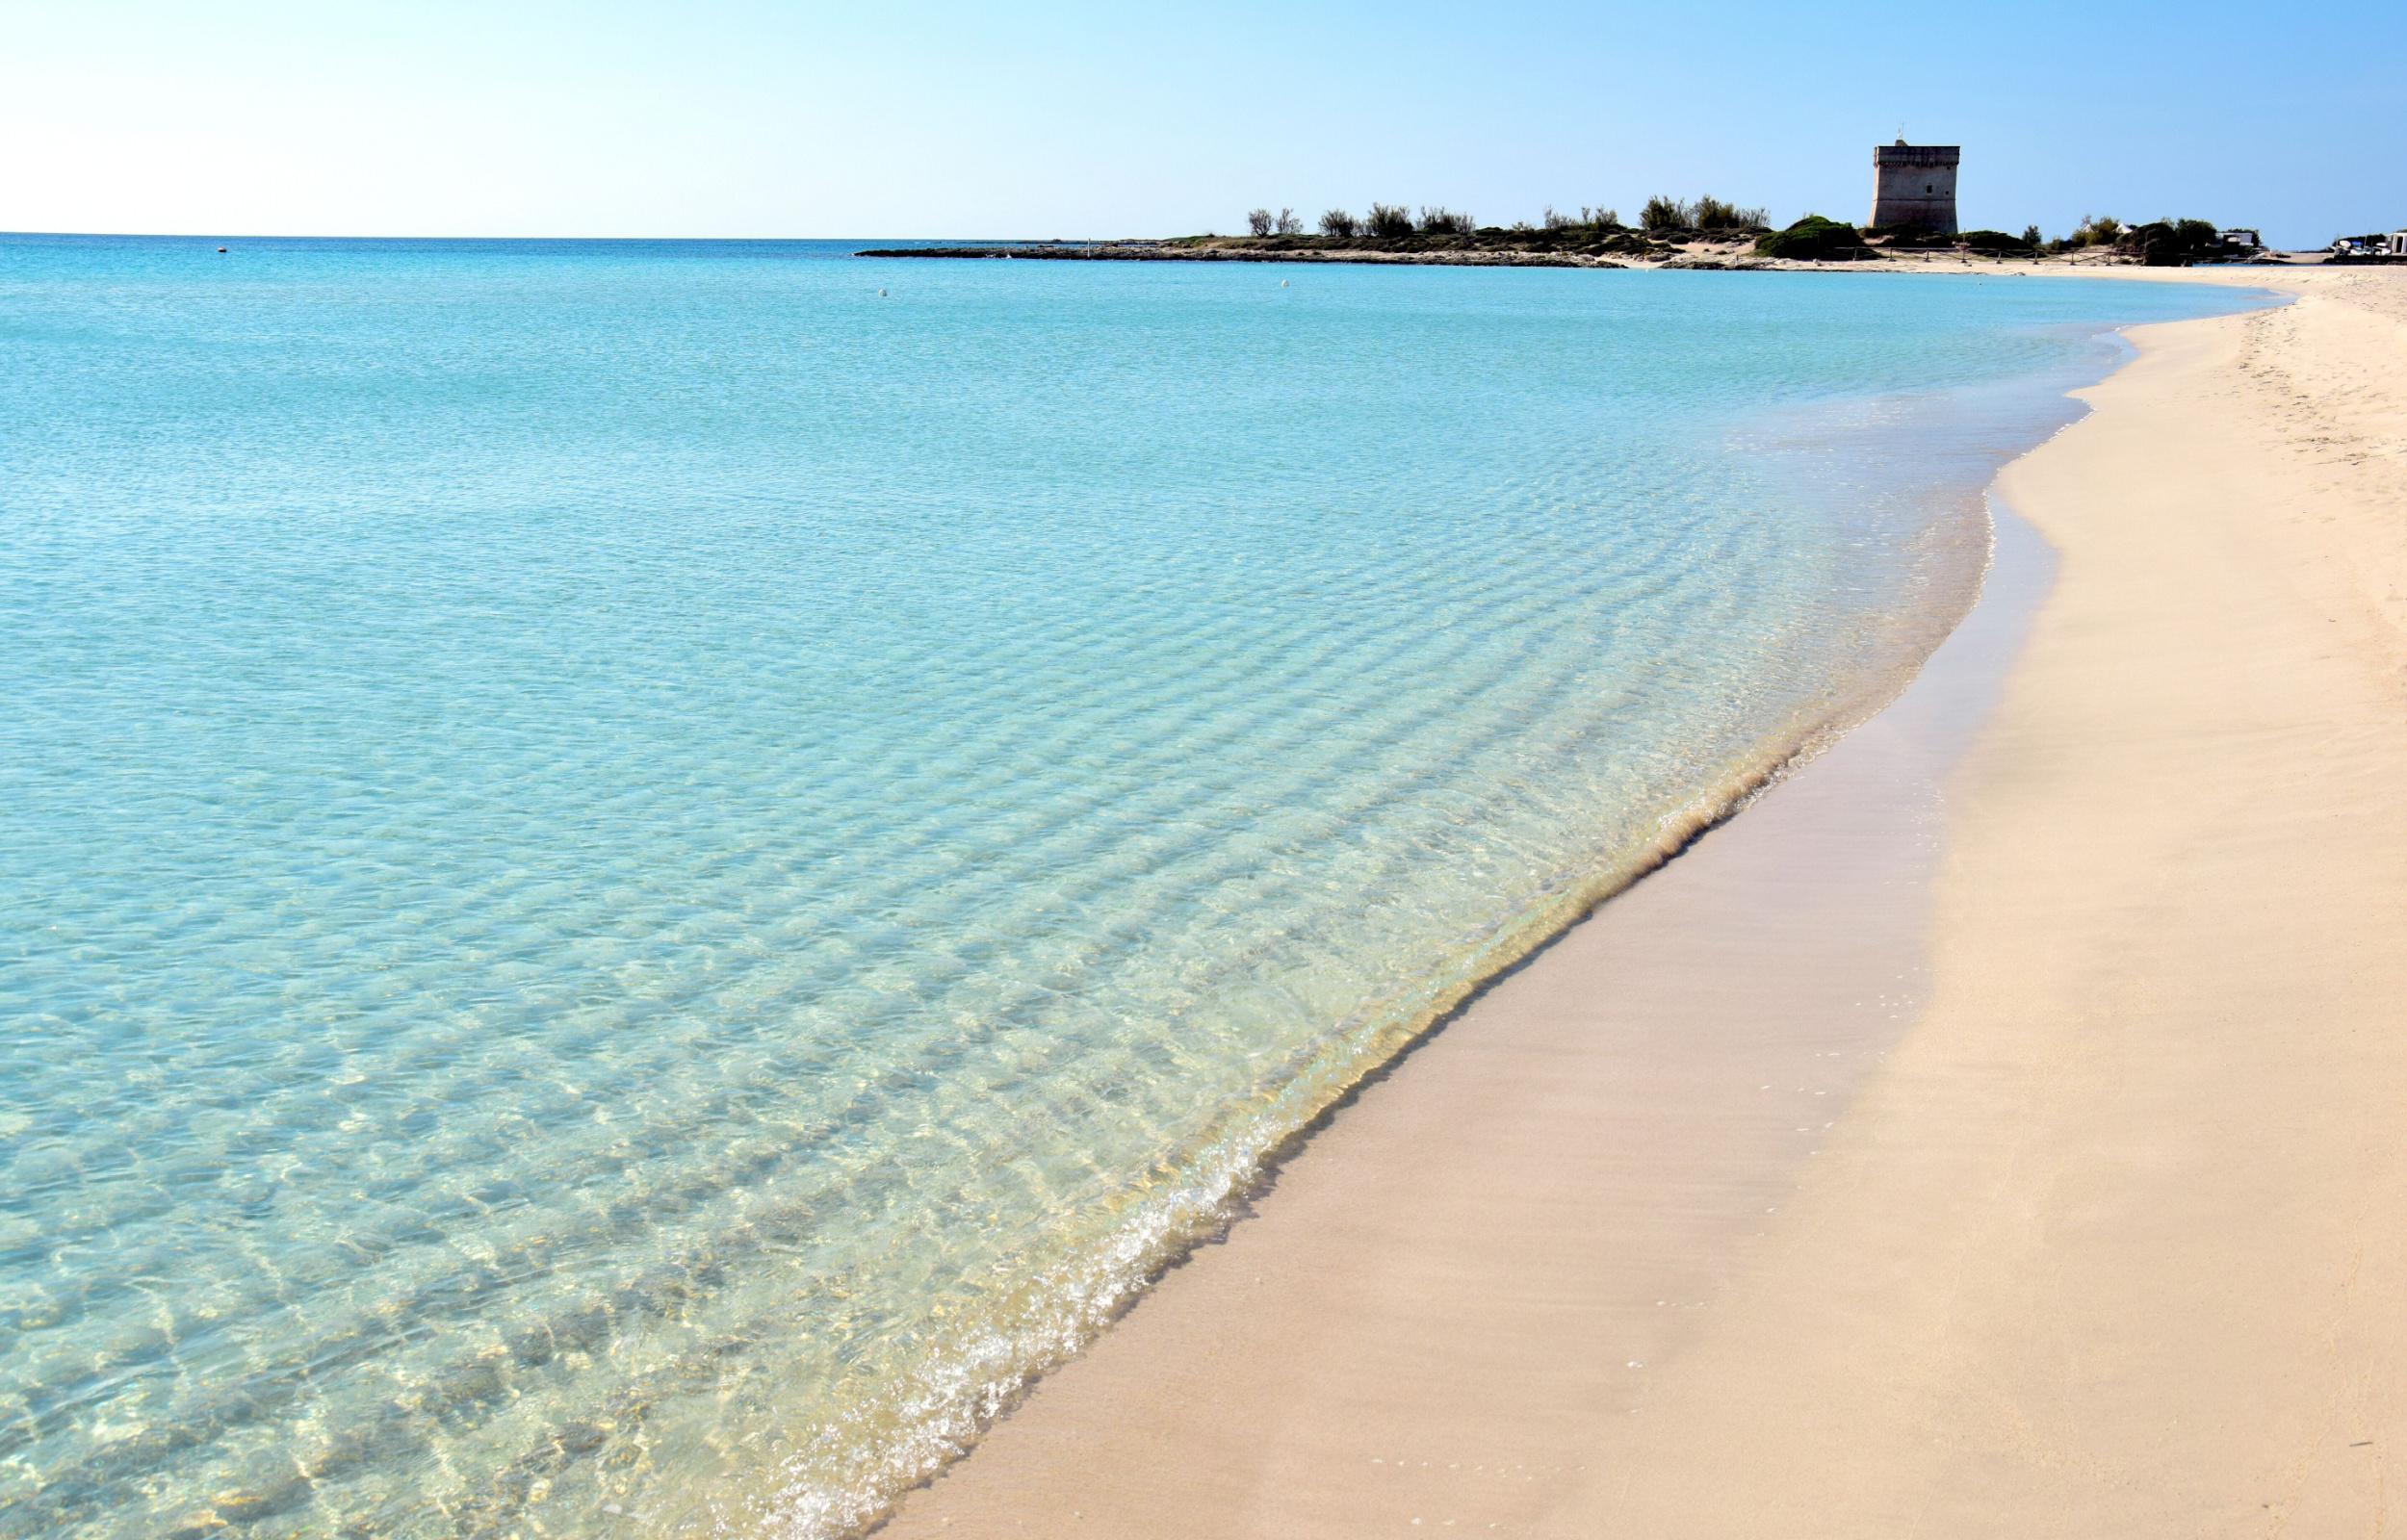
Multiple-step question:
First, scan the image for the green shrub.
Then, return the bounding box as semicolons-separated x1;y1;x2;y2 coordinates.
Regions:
1640;194;1769;234
1365;202;1414;238
2120;218;2225;267
1641;194;1688;231
1691;195;1769;232
1753;215;1868;261
1959;228;2036;254
2067;213;2123;248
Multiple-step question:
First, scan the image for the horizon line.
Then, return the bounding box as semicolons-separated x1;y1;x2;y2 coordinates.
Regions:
0;228;1150;244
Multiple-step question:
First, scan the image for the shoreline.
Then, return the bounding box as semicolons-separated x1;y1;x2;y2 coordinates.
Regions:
1587;266;2407;1532
869;496;2055;1538
780;266;2174;1536
855;239;2309;276
866;267;2406;1535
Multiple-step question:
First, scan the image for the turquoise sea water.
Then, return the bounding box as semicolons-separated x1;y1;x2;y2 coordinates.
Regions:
0;236;2254;1538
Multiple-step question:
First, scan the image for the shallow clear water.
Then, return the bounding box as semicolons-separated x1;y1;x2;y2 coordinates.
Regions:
0;237;2254;1538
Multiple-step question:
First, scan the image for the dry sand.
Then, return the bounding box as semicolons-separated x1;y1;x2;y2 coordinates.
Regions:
875;267;2407;1537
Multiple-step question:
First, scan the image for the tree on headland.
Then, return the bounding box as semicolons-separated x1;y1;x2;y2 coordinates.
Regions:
1689;195;1768;232
2021;224;2044;248
1224;195;1779;246
1643;195;1767;234
2061;214;2123;249
2120;218;2224;267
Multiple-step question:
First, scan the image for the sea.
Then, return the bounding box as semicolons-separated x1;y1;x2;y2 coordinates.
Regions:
0;234;2258;1537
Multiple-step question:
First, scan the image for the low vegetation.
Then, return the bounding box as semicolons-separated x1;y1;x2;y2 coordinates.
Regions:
2119;218;2226;267
1957;228;2037;255
1753;215;1868;261
1181;198;2258;269
2055;214;2124;250
1692;195;1769;232
1232;194;1769;253
1643;194;1769;234
2040;213;2233;265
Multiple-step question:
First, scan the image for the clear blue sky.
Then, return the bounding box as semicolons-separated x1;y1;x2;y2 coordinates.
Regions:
7;0;2400;246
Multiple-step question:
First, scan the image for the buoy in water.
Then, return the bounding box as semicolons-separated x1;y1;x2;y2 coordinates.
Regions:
878;288;888;297
217;246;228;254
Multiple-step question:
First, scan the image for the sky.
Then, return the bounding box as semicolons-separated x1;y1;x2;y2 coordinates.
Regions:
6;0;2401;247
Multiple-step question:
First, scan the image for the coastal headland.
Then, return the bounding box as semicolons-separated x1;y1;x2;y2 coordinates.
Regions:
871;269;2407;1536
855;215;2291;272
850;236;2143;272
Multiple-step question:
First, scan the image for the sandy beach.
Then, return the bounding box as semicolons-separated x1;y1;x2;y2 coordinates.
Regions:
875;266;2407;1537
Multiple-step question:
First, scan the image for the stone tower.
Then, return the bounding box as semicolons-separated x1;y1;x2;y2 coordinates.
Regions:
1870;141;1959;235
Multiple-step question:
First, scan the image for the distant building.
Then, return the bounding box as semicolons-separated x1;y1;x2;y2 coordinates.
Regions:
2218;228;2263;250
1870;141;1959;236
2390;231;2407;257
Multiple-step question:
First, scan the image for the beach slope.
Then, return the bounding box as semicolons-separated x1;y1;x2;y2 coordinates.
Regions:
876;269;2407;1537
1587;270;2407;1534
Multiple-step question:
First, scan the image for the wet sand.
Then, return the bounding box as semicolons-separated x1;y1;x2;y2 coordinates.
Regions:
875;267;2407;1536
